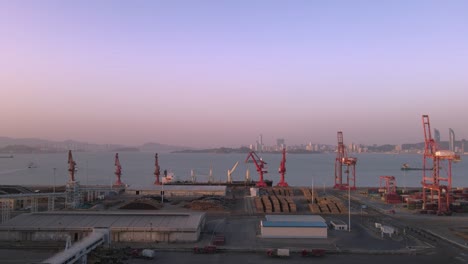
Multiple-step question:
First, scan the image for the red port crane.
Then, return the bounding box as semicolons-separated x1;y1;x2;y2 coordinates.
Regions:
379;176;397;194
154;153;161;185
379;175;401;204
334;131;357;190
114;153;124;186
277;148;288;187
67;150;76;182
245;150;268;187
421;115;458;215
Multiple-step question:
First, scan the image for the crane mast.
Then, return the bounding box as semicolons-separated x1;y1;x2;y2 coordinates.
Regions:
245;150;268;187
154;153;161;185
114;153;124;186
421;115;458;215
67;150;76;182
334;131;357;190
277;148;288;187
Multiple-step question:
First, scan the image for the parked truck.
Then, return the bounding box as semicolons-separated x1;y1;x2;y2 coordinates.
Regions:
266;248;290;257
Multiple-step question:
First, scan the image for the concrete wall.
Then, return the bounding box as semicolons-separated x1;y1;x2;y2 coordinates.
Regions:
261;227;327;239
0;230;90;242
0;229;200;243
135;190;225;197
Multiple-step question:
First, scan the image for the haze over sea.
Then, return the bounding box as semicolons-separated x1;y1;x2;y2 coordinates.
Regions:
0;153;466;188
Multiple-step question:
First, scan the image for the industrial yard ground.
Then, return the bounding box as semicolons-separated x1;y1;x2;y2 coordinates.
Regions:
1;185;468;263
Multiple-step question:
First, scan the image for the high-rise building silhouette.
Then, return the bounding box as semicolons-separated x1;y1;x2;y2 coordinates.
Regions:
449;128;455;152
434;129;440;143
276;138;285;150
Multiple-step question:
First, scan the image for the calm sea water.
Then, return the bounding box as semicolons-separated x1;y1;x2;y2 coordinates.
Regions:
0;152;466;188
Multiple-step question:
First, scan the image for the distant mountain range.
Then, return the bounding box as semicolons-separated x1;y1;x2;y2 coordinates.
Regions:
0;136;192;153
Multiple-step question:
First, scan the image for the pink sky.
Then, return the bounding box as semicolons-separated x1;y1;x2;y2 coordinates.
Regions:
1;1;467;147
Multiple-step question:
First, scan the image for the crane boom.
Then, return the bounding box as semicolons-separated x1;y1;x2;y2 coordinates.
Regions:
277;148;288;187
67;150;76;182
245;150;267;187
227;161;239;183
114;153;123;186
154;153;161;185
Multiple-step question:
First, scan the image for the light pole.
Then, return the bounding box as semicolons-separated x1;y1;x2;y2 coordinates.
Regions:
161;182;164;204
53;168;56;194
348;184;351;232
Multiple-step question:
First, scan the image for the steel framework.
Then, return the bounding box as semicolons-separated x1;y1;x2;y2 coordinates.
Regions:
68;150;77;182
114;153;124;186
379;176;397;194
277;148;289;187
245;150;268;187
421;115;459;215
154;153;161;185
334;131;357;190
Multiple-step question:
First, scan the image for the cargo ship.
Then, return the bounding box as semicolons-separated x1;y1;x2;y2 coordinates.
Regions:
400;163;431;171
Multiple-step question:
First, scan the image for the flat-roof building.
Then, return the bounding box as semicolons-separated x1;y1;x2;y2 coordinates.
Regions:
261;215;327;239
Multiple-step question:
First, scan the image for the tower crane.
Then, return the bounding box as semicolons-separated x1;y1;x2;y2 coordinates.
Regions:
114;153;124;186
277;148;288;187
245;150;267;187
227;161;239;183
67;150;77;182
334;131;357;190
154;153;161;185
421;115;459;215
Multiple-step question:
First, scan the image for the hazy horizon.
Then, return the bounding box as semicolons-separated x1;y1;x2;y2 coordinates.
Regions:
1;1;467;148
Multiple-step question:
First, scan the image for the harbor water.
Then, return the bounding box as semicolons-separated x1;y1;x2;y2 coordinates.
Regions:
0;152;466;188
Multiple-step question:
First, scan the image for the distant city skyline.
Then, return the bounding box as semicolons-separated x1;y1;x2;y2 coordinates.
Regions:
1;1;467;148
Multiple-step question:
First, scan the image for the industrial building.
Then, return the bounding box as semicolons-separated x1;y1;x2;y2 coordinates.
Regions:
126;185;227;197
330;219;348;230
260;215;327;239
0;211;206;243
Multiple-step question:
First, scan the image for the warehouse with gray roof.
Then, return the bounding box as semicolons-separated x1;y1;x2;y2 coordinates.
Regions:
0;211;206;243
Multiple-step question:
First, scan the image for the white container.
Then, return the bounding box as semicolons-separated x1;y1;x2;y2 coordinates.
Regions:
276;248;289;257
250;188;259;197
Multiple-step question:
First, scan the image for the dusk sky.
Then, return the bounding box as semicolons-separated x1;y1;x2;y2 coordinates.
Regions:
1;1;467;148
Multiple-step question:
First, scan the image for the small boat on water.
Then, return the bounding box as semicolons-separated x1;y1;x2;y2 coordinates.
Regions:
400;163;431;171
0;155;14;158
27;162;38;169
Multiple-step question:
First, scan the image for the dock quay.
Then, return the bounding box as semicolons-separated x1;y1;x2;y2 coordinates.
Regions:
0;184;467;264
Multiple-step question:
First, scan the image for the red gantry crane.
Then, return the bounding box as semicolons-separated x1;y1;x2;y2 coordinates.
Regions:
114;153;124;186
154;153;161;185
379;176;401;204
277;148;289;187
421;115;459;215
67;150;77;182
245;150;268;187
334;131;357;190
379;176;397;194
